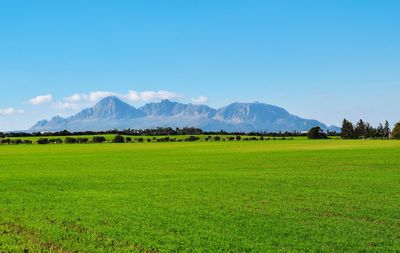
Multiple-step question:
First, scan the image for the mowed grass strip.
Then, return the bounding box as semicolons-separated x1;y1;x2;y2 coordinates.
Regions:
0;140;399;252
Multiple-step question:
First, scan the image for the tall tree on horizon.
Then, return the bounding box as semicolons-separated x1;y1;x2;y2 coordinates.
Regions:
383;120;391;139
391;122;400;139
365;122;376;138
376;123;384;138
355;119;367;139
341;119;356;139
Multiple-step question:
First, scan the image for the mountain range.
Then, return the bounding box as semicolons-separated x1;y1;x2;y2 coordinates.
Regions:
29;96;339;132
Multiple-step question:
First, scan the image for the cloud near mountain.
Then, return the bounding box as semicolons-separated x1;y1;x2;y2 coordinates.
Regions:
29;96;339;132
0;107;24;115
62;90;179;104
27;90;181;113
29;94;53;105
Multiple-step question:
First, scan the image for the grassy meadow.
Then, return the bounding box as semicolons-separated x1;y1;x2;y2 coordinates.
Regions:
0;139;399;252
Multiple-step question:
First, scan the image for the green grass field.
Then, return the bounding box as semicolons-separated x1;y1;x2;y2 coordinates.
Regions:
1;140;399;252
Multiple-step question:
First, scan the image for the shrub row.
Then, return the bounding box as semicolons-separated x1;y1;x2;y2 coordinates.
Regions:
0;135;294;145
36;136;107;145
0;139;33;145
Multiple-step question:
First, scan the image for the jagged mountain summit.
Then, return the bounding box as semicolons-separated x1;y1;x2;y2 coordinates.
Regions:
69;96;146;121
29;96;338;132
140;99;216;118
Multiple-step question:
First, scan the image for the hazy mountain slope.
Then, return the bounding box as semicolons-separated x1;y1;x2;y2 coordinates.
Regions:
68;96;145;121
139;99;216;117
29;96;337;132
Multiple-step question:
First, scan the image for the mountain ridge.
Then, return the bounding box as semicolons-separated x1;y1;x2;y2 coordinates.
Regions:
29;96;339;132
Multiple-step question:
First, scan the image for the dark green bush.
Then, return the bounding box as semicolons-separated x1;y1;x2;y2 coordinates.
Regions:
113;135;125;143
1;139;11;144
77;138;89;144
49;138;63;144
11;139;22;145
65;137;77;144
37;138;49;144
92;136;106;143
185;136;200;142
307;126;328;139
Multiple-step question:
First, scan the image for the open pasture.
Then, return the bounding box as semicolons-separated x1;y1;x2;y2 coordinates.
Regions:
0;140;399;252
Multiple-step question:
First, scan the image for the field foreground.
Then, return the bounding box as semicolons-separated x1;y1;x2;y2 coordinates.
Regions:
0;140;399;252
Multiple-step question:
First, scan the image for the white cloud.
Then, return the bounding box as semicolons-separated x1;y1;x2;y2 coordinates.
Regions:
29;94;53;105
61;90;179;104
54;101;80;110
88;91;117;102
192;96;208;104
129;90;178;102
126;90;141;102
26;89;182;116
64;94;85;102
29;90;198;114
0;107;24;115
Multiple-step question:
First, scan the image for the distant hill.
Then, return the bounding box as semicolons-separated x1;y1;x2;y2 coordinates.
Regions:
29;96;340;132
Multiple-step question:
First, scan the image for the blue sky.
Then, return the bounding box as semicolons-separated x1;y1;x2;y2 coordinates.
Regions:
0;0;399;131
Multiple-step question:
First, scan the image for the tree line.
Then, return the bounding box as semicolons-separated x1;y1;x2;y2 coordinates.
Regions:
0;127;337;139
2;122;400;142
341;119;391;139
0;127;204;138
307;119;400;139
0;134;295;145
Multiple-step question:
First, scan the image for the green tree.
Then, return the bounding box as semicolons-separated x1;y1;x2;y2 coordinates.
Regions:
213;136;221;141
307;126;328;139
365;123;376;139
65;137;77;144
391;122;400;139
355;119;367;139
185;136;200;142
92;136;106;143
1;139;11;144
77;138;89;144
341;119;356;139
112;134;125;143
37;138;49;144
376;123;384;138
383;121;391;139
